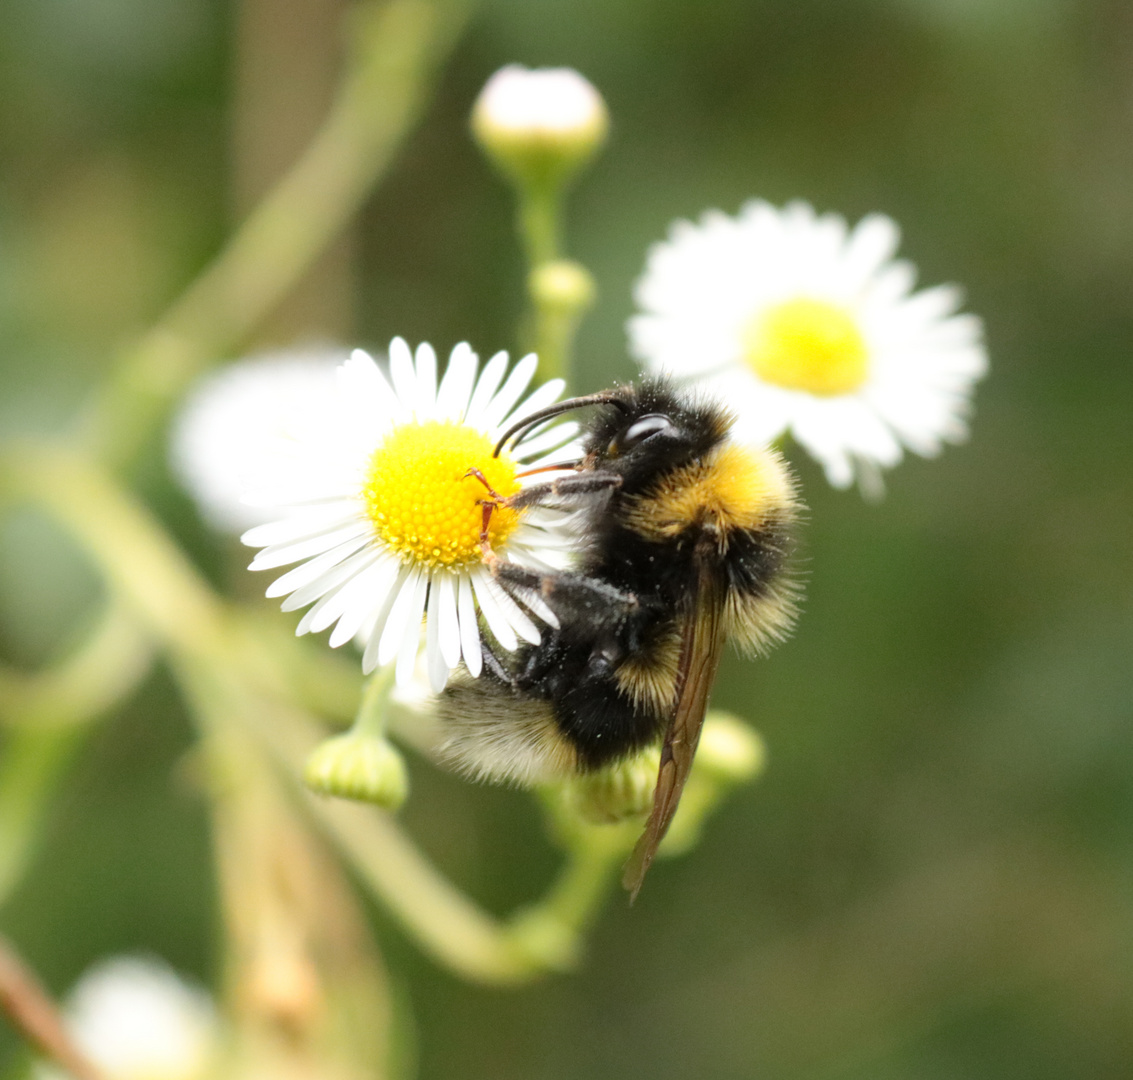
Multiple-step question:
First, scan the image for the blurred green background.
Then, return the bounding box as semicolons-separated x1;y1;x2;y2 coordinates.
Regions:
3;0;1133;1077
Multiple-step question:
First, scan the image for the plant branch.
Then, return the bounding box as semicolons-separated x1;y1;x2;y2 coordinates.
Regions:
82;0;474;469
0;935;105;1080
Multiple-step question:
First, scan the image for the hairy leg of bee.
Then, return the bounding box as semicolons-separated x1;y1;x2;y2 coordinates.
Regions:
504;471;621;511
486;555;640;633
465;467;621;512
480;640;518;688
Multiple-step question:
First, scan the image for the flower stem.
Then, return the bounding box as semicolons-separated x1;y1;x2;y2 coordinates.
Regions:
517;185;562;269
0;599;152;731
355;664;397;739
0;726;87;907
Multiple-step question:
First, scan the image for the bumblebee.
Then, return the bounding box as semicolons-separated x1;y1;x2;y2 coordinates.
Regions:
437;379;800;895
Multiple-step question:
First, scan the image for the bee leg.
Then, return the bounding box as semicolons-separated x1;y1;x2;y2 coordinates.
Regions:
504;471;621;512
480;640;518;689
485;557;641;633
477;500;497;558
464;467;506;502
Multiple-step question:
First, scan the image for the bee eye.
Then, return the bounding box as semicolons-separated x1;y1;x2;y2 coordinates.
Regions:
612;414;677;454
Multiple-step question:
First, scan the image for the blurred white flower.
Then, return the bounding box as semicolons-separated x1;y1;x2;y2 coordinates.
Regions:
36;956;218;1080
471;64;608;186
629;200;988;493
241;338;580;691
170;347;346;531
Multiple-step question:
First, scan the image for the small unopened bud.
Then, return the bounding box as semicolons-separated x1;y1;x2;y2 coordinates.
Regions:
696;713;766;784
304;731;408;809
472;65;608;190
561;748;658;825
529;259;596;317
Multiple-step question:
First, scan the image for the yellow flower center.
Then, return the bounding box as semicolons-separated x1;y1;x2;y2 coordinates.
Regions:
742;297;869;396
363;422;523;569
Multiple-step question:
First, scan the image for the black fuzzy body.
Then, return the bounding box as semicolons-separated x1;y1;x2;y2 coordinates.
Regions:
438;379;797;781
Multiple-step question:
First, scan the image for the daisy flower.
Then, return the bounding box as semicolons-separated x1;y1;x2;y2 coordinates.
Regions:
35;956;218;1080
241;338;580;692
170;347;345;531
628;200;988;493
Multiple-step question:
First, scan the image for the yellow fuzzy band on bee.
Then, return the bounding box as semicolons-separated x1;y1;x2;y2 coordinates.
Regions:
622;443;797;540
613;625;682;713
436;674;580;785
724;576;801;656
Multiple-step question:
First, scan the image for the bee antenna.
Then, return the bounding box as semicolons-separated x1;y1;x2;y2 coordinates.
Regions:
493;391;628;457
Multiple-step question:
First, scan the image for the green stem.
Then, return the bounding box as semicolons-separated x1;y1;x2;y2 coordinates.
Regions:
540;830;626;934
0;598;152;731
81;0;474;470
355;664;397;739
0;726;87;907
517;185;562;268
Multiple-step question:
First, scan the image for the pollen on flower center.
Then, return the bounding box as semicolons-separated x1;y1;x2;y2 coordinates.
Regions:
742;297;869;396
363;422;523;570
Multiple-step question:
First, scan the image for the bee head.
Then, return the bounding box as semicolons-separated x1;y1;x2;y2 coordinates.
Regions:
585;379;733;493
492;378;734;493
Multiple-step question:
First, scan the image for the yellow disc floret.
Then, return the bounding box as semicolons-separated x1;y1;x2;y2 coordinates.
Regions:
743;297;869;396
363;421;523;569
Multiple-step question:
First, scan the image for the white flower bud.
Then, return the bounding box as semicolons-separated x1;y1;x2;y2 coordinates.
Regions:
35;957;219;1080
471;65;608;189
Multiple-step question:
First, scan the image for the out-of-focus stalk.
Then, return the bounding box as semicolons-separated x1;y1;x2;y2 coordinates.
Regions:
0;727;86;907
0;599;152;731
82;0;473;471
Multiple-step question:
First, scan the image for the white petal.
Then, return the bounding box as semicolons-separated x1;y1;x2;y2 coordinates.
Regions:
264;533;370;597
414;341;438;417
517;587;559;629
241;503;357;548
500;376;565;433
377;569;424;667
435;572;462;668
514;420;579;459
472;568;517;652
280;546;377;612
466;350;510;421
388;337;419;416
360;576;401;673
457;573;482;676
425;583;451;692
436;342;479;420
482;353;538;431
487;576;542;644
395;574;429;685
343;349;396;408
248;522;369;571
328;558;400;647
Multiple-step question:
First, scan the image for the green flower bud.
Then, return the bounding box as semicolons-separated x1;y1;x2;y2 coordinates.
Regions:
560;748;659;825
471;65;609;192
696;712;767;784
528;259;596;318
303;731;408;809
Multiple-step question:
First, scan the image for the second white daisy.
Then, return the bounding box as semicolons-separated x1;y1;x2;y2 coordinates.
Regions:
628;200;988;492
242;339;579;691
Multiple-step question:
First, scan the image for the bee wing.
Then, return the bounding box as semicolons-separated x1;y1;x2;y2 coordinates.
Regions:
623;565;727;900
